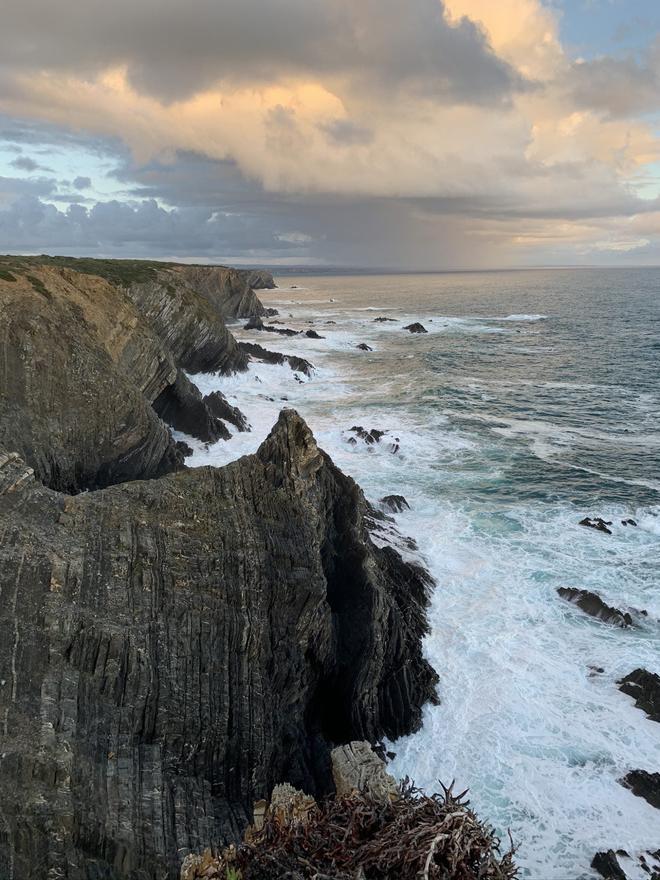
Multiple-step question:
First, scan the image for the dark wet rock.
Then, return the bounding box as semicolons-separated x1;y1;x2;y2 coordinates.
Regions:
305;329;325;339
245;315;265;330
618;669;660;722
373;317;397;323
348;426;388;446
0;410;438;879
347;437;358;445
356;343;373;351
404;322;428;334
176;440;194;457
557;588;633;628
269;326;300;337
238;341;313;377
380;495;410;513
588;665;605;676
592;851;628;880
326;320;337;325
579;516;613;535
622;519;638;527
204;390;250;432
153;370;231;443
621;770;660;809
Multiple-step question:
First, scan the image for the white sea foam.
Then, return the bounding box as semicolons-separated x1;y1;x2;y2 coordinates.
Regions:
182;278;660;879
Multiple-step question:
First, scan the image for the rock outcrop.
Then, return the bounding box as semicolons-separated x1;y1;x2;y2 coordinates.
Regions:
556;588;633;628
618;669;660;722
0;409;438;879
620;770;660;809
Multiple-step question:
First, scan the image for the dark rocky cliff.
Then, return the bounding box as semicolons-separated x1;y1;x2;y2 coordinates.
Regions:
0;412;437;880
0;259;271;492
0;256;437;880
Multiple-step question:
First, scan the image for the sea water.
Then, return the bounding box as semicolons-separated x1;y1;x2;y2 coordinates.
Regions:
182;268;660;879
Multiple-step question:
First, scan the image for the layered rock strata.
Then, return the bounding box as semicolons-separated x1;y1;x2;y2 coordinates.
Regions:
0;410;437;879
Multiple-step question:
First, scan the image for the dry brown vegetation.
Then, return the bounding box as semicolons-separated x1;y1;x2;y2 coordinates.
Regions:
216;781;517;880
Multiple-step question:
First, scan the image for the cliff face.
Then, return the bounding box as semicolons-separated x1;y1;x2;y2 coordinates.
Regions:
0;266;182;492
174;265;277;319
0;259;271;492
0;411;437;880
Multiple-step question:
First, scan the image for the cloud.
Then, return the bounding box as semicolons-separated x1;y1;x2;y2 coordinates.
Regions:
0;0;524;105
0;0;659;267
567;42;660;117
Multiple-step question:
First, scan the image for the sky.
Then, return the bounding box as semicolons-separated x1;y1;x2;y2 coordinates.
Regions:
1;0;660;269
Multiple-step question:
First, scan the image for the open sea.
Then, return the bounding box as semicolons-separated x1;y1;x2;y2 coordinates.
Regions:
181;268;660;879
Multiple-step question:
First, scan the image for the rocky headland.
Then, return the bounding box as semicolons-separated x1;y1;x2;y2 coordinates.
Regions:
0;256;440;879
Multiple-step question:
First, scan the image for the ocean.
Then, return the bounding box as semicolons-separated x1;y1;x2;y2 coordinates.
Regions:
182;268;660;879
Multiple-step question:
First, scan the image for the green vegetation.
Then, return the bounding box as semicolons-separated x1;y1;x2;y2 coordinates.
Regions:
0;269;17;282
26;274;51;299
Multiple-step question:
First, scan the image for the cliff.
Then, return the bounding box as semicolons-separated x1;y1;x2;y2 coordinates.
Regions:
0;412;437;880
0;258;272;491
0;256;438;880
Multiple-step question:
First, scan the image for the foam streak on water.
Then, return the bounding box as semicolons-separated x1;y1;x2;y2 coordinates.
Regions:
184;269;660;879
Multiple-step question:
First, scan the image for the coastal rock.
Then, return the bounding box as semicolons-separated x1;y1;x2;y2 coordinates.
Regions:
0;410;438;879
238;341;313;376
244;315;265;330
579;516;613;535
592;851;628;880
305;329;324;339
203;390;249;432
618;669;660;722
356;343;373;351
152;369;231;443
373;317;397;322
404;322;428;334
380;494;411;512
175;264;277;318
331;741;398;804
557;588;633;627
621;518;637;527
621;770;660;809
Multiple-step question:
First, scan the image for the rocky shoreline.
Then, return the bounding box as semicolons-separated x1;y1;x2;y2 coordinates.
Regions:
0;256;440;879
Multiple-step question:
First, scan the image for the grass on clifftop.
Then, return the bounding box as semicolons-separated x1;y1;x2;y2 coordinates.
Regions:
0;254;236;287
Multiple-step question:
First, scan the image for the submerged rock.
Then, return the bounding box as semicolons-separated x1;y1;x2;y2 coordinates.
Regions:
618;668;660;722
380;494;410;512
356;343;373;351
238;341;313;376
404;322;428;333
373;316;397;322
579;516;613;535
556;588;633;627
305;329;324;339
621;770;660;809
0;410;438;878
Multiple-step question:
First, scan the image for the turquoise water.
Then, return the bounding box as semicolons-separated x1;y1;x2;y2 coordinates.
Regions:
184;268;660;879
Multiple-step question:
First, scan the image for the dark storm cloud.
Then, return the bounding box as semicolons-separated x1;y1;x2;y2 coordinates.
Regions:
0;0;525;105
0;194;312;260
73;176;92;189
